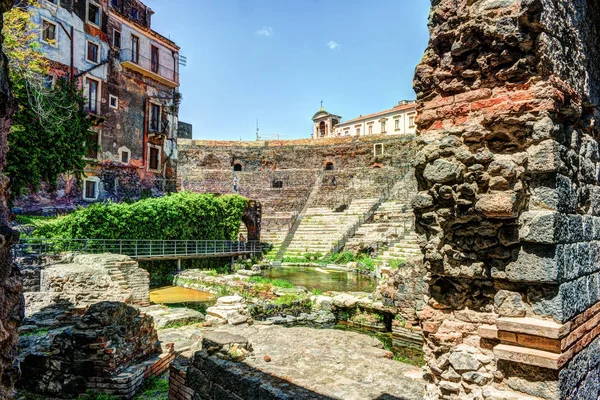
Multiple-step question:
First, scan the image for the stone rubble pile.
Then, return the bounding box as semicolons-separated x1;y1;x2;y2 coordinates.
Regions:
19;302;164;399
205;295;249;326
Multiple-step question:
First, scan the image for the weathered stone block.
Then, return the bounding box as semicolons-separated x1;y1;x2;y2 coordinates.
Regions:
503;245;558;283
527;140;562;174
423;159;465;183
475;191;518;218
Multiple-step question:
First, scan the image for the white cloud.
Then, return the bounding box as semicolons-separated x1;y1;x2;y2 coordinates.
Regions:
327;41;340;50
256;27;273;37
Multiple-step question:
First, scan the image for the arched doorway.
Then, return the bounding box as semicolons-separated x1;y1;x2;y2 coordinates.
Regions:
233;163;243;172
241;200;262;241
324;162;334;171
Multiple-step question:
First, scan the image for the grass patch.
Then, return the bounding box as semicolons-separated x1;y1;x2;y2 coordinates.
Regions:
20;329;49;337
386;258;406;269
248;276;293;288
273;293;305;306
311;288;323;296
135;375;170;400
78;391;116;400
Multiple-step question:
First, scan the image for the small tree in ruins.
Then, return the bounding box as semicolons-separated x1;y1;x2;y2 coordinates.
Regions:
2;1;94;201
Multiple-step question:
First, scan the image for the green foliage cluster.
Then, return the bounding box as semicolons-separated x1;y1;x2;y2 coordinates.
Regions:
3;2;94;200
33;192;248;241
247;276;293;288
7;78;94;199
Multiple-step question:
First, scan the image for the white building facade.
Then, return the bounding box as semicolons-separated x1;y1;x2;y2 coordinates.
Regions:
312;101;417;140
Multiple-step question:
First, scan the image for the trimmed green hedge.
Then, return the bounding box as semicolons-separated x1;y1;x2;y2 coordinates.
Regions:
33;192;248;241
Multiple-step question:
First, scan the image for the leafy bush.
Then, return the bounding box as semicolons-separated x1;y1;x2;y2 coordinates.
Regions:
33;192;248;241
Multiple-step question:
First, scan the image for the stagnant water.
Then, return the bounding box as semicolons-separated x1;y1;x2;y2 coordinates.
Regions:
149;286;216;313
263;266;377;292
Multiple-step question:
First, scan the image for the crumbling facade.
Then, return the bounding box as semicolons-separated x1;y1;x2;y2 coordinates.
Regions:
14;0;181;213
413;0;600;399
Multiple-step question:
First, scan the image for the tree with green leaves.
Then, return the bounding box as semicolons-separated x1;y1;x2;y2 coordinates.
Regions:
3;1;94;200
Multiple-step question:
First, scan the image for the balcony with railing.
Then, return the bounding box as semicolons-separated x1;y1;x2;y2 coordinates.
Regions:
120;48;179;87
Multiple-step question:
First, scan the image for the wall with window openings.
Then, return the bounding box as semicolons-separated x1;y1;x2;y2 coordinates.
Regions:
333;102;417;138
11;0;181;214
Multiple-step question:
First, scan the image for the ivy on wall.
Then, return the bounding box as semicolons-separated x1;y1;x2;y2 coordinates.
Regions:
33;192;249;241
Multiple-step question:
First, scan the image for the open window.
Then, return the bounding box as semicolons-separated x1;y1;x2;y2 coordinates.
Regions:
151;45;159;73
83;177;101;201
87;41;99;63
324;162;334;171
374;143;384;156
85;76;100;113
147;145;161;172
233;163;243;172
41;19;57;45
131;35;140;64
113;29;121;48
149;103;161;132
87;1;101;27
109;94;118;109
272;180;283;189
86;130;100;159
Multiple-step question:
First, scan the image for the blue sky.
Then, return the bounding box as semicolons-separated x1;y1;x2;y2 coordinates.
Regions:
144;0;431;140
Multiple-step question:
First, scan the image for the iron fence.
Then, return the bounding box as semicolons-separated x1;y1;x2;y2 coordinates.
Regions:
14;238;262;260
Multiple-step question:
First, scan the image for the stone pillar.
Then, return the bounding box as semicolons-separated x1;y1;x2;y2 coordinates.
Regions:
413;0;600;399
0;2;21;399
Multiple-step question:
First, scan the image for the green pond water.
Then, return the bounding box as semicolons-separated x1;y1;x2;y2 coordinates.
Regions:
263;266;377;292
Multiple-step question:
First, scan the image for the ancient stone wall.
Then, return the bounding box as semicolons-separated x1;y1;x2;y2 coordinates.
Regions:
23;254;150;315
179;136;418;243
0;1;22;398
413;0;600;399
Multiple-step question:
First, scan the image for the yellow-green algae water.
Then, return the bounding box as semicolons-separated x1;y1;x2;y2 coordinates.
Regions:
150;286;216;310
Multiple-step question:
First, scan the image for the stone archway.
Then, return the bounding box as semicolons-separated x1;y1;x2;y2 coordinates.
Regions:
241;200;262;241
324;162;334;171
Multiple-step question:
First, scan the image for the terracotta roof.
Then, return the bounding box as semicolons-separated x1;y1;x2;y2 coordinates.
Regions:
337;102;416;126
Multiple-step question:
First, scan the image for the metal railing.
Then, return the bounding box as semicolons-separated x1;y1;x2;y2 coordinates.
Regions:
14;238;261;260
120;48;179;84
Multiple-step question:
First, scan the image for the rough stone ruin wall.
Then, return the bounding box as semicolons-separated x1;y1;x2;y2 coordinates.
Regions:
23;254;150;315
178;136;418;234
0;2;22;398
413;0;600;399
